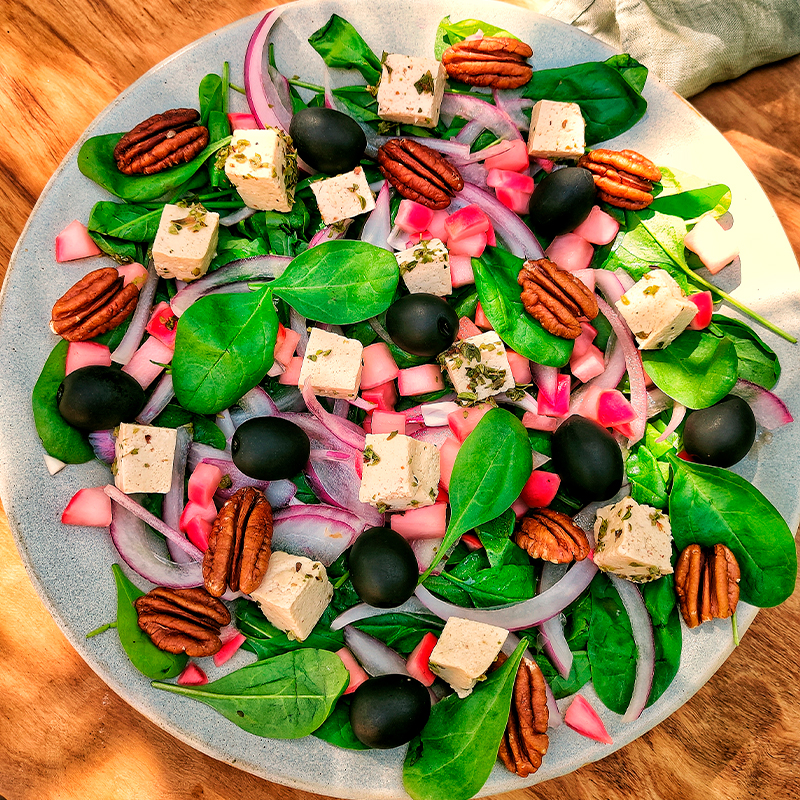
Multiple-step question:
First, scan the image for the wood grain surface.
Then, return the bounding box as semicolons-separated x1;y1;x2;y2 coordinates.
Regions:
1;2;798;800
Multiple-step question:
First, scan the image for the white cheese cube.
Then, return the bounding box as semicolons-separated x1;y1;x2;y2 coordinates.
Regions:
615;269;698;350
527;100;585;160
593;496;674;583
440;331;515;402
224;128;297;212
396;238;451;296
377;54;447;128
358;433;440;511
310;166;376;225
683;214;739;275
248;551;333;641
428;617;508;698
152;203;219;282
298;328;364;400
114;423;177;494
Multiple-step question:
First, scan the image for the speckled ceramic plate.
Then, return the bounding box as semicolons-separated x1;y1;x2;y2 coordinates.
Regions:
1;1;798;797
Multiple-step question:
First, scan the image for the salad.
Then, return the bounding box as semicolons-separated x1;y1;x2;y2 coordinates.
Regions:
22;5;798;800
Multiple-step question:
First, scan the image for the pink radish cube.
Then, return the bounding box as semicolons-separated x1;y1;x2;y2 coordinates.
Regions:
411;537;445;575
227;112;258;129
391;503;447;540
571;384;605;423
495;187;531;215
61;487;112;527
571;322;598;361
564;694;613;744
336;647;369;695
506;349;532;385
436;487;449;505
445;205;490;240
396;199;435;234
484;139;529;172
531;363;558;406
572;269;596;292
512;496;530;518
537;374;571;417
406;231;433;246
55;220;102;262
572;205;620;245
146;301;179;349
486;225;496;247
397;364;444;397
274;326;301;365
362;415;372;434
545;233;594;272
179;497;218;532
213;632;246;667
520;470;561;508
532;156;555;173
461;533;483;551
570;344;605;383
427;210;450;243
521;409;559;432
447;230;488;257
474;302;492;330
447;402;495;443
65;341;111;375
371;410;406;435
688;290;714;330
188;462;224;506
406;632;438;686
177;662;208;686
457;316;482;340
597;389;636;428
185;516;212;552
438;437;461;491
362;380;398;411
449;254;475;288
684;215;739;274
278;356;303;385
487;169;535;193
361;342;400;390
116;262;149;288
121;336;174;389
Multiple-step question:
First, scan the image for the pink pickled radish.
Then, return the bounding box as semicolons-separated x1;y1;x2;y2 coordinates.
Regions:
457;316;482;340
116;262;149;288
495;187;532;215
61;487;112;527
597;389;637;428
545;233;594;272
177;662;209;686
447;402;495;442
444;205;491;239
570;344;606;383
278;356;303;385
572;205;620;245
227;112;258;130
447;230;487;257
520;470;561;508
487;169;534;193
55;220;102;262
145;301;179;349
406;633;438;686
506;349;532;384
537;374;571;417
688;291;714;330
361;342;400;390
185;516;211;552
65;341;111;375
362;380;398;411
370;410;406;435
484;139;529;171
684;214;739;274
121;336;174;389
449;254;475;288
438;437;461;491
397;365;445;396
336;647;370;694
188;463;224;507
564;695;613;744
395;199;435;233
474;302;492;330
391;504;447;540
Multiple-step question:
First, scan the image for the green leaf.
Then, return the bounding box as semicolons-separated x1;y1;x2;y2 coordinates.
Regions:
172;286;279;414
402;639;526;800
668;457;797;607
534;650;592;699
198;73;224;126
653;167;732;220
111;564;186;679
271;241;399;324
151;405;227;450
641;329;738;409
475;508;517;568
433;15;518;60
650;184;731;222
473;247;573;367
709;315;781;390
153;649;348;738
31;340;94;463
355;613;444;654
427;564;537;608
603;53;648;94
625;444;668;508
313;696;369;750
88;201;163;242
308;15;383;85
641;575;682;706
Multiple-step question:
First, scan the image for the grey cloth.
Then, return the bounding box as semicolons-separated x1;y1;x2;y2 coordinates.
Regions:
543;0;800;96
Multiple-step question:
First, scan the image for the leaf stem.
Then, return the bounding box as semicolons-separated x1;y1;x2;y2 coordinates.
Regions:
731;612;740;647
222;61;230;115
229;82;246;95
333;570;351;589
287;78;324;93
86;621;117;638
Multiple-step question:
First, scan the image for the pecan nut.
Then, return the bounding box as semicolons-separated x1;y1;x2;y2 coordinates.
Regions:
577;149;662;210
134;586;231;657
113;108;209;175
50;267;140;341
377;139;464;210
203;487;273;597
515;508;590;563
442;37;533;90
518;258;599;339
674;543;741;628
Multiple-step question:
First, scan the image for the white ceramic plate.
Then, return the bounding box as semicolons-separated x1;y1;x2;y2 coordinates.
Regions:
1;1;799;797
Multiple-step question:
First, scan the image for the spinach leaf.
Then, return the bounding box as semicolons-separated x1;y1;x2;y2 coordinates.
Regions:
87;230;140;264
433;15;518;59
429;564;538;607
534;651;592;699
332;86;380;123
308;15;382;85
668;456;797;607
473;247;573;368
313;696;369;750
650;184;731;222
625;444;668;508
645;419;680;459
475;508;517;568
423;409;532;578
111;564;186;679
641;329;738;409
153;649;348;738
151;405;227;450
32;340;94;463
709;315;781;389
603;53;648;94
355;613;444;655
271;241;399;324
207;110;233;189
172;286;279;414
653;166;732;220
198;73;223;126
403;640;526;800
88;201;162;242
641;575;682;706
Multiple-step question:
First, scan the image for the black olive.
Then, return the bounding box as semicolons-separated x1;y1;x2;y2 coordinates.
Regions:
385;294;458;358
348;527;418;608
683;395;756;468
551;415;624;502
349;674;431;748
231;416;310;480
57;365;146;431
528;167;597;238
289;107;367;175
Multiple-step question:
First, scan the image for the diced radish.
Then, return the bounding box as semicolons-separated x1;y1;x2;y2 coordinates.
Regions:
185;516;212;552
188;463;224;506
61;487;112;527
275;327;301;365
447;402;495;443
474;302;492;330
457;316;482;340
409;231;436;247
278;356;303;385
121;336;174;389
336;647;370;695
445;205;491;240
361;342;400;390
678;450;696;462
531;363;559;405
570;344;606;383
684;214;739;274
449;254;475;288
427;209;450;243
406;633;438;686
65;341;111;375
572;268;596;292
487;169;535;193
391;503;447;539
397;364;445;397
362;416;372;433
396;199;435;234
177;662;208;686
485;225;496;247
688;291;714;330
571;384;605;423
597;389;636;428
506;349;531;385
484;139;529;172
435;487;449;505
495;187;532;215
145;301;179;349
521;409;559;432
362;380;398;411
520;470;561;508
512;496;530;518
537;374;571;417
179;498;218;532
213;632;246;667
438;437;461;491
461;533;483;551
44;454;66;476
116;262;149;288
411;537;445;575
564;694;613;745
227;112;258;130
371;410;407;435
55;220;102;262
532;156;555;173
545;233;594;272
572;205;620;245
447;230;488;257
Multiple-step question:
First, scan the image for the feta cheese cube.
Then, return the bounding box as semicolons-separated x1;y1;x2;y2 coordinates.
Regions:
152;203;219;282
615;269;698;350
224;128;297;212
683;214;739;275
358;433;440;511
377;54;447;128
440;331;515;402
248;551;333;641
298;328;364;400
593;496;674;583
396;238;451;296
526;100;585;160
310;166;376;225
428;617;508;698
114;423;177;494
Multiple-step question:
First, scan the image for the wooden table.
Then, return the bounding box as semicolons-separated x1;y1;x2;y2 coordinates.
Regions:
1;2;798;799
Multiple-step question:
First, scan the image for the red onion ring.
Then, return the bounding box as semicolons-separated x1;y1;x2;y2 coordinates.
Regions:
219;206;258;227
301;380;366;451
330;598;429;631
491;90;533;131
655;402;686;443
111;259;158;365
309;221;352;248
343;625;410;677
164;425;194;564
361;181;393;250
538;563;573;679
272;505;361;566
730;378;795;429
136;372;175;424
440;93;522;142
593;269;628;305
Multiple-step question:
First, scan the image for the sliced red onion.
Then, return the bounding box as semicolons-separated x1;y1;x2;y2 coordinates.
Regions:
420;401;460;427
343;625;411;677
367;316;394;346
647;387;672;418
305;458;384;528
458;162;489;190
164;425;194;564
613;268;635;292
109;501;204;588
607;575;655;722
502;632;562;728
410;427;455;447
277;411;358;452
350;397;377;412
593;269;628;305
289;307;309;357
458;139;516;165
441;93;522;142
656;402;686;443
309;449;354;463
271;505;360;566
411;538;446;576
301;380;366;451
730;379;794;430
238;386;279;418
531;363;558;405
330;597;428;632
455;119;484;146
322;66;336;110
111;259;158;365
332;399;349;418
492;90;533;132
88;430;115;464
361;181;393;251
220;206;258;227
309;220;352;248
386;223;411;251
539;563;573;679
188;442;229;467
136;372;175;424
496;390;538;415
216;408;236;441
